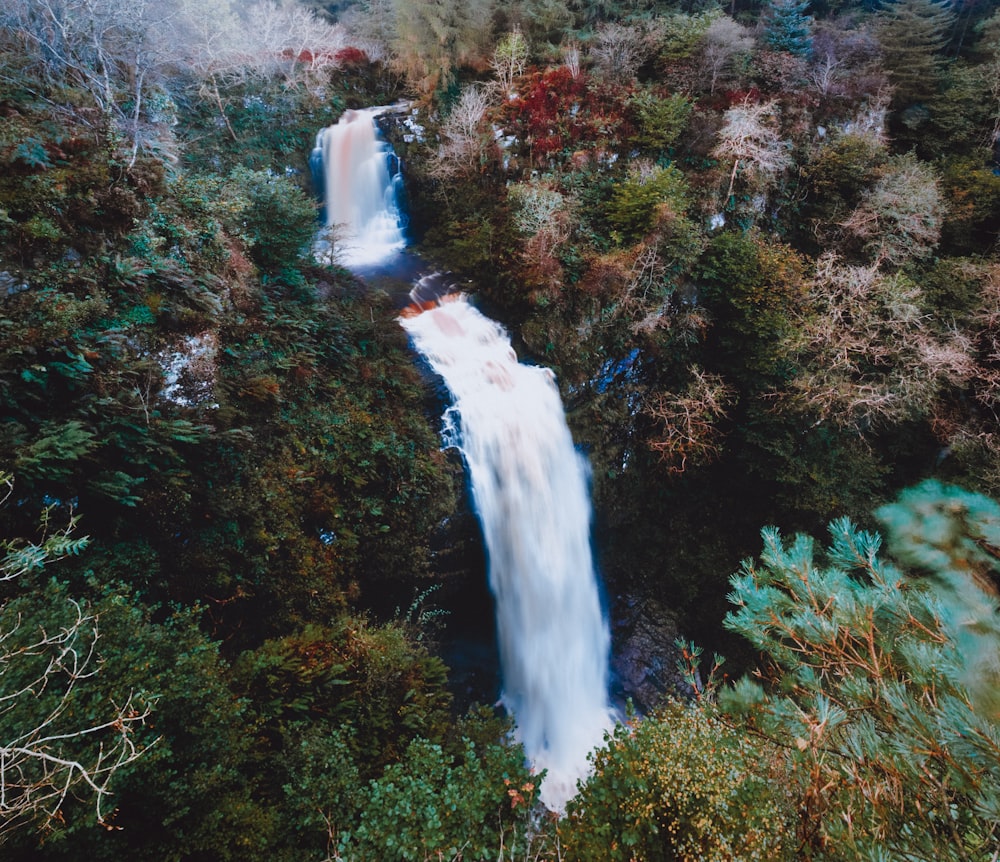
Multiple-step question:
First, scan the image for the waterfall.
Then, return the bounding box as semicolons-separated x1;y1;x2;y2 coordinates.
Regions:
313;106;406;269
400;295;613;812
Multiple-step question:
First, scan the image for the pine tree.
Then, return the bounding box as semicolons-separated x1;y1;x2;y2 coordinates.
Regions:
877;0;956;105
762;0;814;57
876;479;1000;717
722;482;1000;860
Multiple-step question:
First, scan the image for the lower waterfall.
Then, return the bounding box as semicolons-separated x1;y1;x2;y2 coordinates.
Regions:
400;295;613;812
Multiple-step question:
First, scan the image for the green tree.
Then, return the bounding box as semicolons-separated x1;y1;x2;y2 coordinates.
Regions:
10;586;271;861
233;620;453;772
224;167;318;273
939;153;1000;255
491;26;529;97
697;230;806;381
500;0;572;45
799;132;887;252
875;480;1000;718
606;164;690;245
877;0;956;106
0;475;148;842
722;485;1000;860
627;90;692;155
762;0;814;57
389;0;491;94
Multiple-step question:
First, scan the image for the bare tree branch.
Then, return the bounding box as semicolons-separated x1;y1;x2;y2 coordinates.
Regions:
712;98;792;201
429;83;495;179
776;255;973;430
644;367;735;474
589;21;653;84
699;16;753;96
0;473;153;840
839;152;946;266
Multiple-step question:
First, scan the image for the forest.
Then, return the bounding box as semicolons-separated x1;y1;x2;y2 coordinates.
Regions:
0;0;999;858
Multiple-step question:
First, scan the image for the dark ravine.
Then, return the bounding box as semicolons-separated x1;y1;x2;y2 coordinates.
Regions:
314;107;690;767
319;108;700;810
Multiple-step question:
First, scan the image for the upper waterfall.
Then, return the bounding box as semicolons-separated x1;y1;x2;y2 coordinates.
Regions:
313;105;407;269
400;295;614;812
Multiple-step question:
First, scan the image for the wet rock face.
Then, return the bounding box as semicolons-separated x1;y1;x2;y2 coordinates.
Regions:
611;595;693;713
158;331;218;407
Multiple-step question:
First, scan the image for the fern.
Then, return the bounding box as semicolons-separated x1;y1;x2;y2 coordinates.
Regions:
16;420;97;484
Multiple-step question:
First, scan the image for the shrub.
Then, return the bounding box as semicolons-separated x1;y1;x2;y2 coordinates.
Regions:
606;164;690;245
234;620;453;772
561;700;796;862
225;168;317;273
339;735;541;861
501;66;631;163
7;584;270;861
643;367;735;475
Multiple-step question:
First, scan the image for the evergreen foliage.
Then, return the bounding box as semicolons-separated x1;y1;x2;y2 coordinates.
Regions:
799;133;887;251
606;165;690;245
877;0;956;105
875;480;1000;717
939;153;1000;252
627;90;693;155
0;6;467;854
722;490;1000;860
388;0;492;95
223;168;318;273
763;0;815;57
697;230;806;380
234;620;453;770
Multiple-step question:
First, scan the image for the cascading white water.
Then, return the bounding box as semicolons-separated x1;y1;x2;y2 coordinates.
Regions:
400;295;613;812
314;106;406;268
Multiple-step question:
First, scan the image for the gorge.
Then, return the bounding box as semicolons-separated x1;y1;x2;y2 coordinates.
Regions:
319;107;614;810
5;1;1000;853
